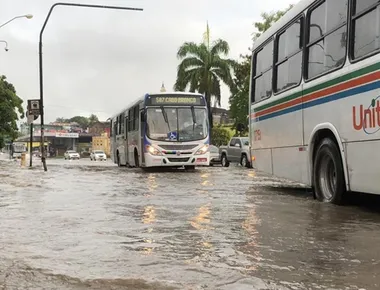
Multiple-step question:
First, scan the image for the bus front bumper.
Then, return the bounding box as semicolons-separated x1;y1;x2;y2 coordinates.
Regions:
144;153;210;167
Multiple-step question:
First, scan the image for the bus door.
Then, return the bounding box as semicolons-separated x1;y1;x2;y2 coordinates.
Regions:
140;109;146;165
112;119;118;161
124;115;129;165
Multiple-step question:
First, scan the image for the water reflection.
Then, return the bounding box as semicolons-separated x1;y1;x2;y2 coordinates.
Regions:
141;205;156;255
200;173;214;187
146;174;158;196
190;204;212;231
187;204;214;263
241;203;262;271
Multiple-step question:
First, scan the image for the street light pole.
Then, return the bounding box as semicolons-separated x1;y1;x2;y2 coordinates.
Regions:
39;2;143;171
0;14;33;29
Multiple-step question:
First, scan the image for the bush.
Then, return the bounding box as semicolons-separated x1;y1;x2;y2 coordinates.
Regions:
211;126;231;147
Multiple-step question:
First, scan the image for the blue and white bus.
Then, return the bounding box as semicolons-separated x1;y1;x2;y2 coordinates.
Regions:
110;92;210;169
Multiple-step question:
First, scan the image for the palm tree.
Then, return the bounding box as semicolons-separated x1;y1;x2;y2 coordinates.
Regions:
174;22;234;129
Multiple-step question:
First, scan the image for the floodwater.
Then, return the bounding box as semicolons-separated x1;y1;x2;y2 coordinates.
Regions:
1;154;380;290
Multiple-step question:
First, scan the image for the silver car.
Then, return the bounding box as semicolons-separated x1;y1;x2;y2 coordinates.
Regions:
209;145;221;166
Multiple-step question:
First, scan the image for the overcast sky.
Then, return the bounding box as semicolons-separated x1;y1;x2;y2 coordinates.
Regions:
1;0;297;123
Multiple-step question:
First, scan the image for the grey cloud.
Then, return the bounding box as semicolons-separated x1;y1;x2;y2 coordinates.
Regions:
1;0;296;123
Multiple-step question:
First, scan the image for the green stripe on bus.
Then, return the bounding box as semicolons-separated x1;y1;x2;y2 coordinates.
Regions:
254;62;380;112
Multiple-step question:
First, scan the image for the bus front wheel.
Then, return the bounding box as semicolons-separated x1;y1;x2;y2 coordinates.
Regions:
313;138;346;205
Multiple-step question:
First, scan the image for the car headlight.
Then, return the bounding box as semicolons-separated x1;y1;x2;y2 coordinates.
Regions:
195;144;209;155
145;145;162;156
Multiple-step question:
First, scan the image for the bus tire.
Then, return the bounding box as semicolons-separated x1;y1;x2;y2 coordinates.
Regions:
134;150;139;168
117;152;121;167
221;154;229;167
313;138;346;205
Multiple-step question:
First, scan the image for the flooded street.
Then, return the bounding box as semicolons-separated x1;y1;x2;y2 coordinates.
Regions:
1;156;380;290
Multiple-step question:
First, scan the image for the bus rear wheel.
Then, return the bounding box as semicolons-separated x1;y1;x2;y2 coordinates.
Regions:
117;152;121;167
134;150;139;168
313;138;345;205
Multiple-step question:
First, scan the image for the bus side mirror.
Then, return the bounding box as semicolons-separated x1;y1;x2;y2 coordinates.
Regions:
140;111;145;122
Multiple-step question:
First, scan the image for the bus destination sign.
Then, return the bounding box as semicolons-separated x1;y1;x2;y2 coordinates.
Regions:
147;95;205;106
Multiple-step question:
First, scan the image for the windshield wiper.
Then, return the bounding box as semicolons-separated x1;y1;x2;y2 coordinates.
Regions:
191;106;197;125
160;106;170;131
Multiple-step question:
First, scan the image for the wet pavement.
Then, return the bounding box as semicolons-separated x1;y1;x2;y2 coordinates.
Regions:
1;155;380;289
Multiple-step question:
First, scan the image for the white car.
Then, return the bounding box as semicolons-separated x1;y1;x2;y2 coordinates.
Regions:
64;150;80;160
90;150;107;161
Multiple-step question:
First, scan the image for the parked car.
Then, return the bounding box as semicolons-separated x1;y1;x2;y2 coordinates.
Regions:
64;150;80;160
209;145;221;166
90;150;107;161
219;137;252;168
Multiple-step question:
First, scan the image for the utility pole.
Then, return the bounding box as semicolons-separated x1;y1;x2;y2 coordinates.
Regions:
29;123;33;167
27;100;40;168
38;2;143;172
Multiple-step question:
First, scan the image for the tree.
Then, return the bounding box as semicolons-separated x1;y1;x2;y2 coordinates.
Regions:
211;126;231;147
69;116;89;130
229;5;293;133
252;5;294;41
0;76;24;148
229;55;251;134
55;117;69;123
174;22;234;130
88;114;99;127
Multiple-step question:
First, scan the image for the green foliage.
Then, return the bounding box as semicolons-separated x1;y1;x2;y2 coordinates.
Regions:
174;24;234;130
211;126;231;147
54;114;100;129
229;54;251;132
228;5;294;136
88;114;99;127
252;4;294;41
0;75;24;148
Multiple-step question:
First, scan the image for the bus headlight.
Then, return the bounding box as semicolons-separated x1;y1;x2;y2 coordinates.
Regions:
195;144;209;155
146;145;162;156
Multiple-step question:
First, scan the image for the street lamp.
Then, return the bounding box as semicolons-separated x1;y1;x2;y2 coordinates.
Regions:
0;40;9;51
38;3;143;171
0;14;33;29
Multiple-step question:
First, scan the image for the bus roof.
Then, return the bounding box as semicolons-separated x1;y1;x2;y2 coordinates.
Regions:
110;91;204;120
252;0;314;51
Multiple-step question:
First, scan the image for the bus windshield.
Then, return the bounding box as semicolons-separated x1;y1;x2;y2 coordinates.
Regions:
146;107;208;142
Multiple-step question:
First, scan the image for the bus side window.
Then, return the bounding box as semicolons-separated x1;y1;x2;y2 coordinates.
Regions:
252;39;274;103
134;106;139;131
275;17;303;92
120;113;125;135
351;0;380;59
128;109;133;132
306;0;348;79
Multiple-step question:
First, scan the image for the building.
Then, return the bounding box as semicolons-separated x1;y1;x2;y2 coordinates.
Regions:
88;121;110;136
211;107;232;125
92;133;110;157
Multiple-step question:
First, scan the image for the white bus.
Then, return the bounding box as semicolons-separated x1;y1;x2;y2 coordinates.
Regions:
249;0;380;204
110;92;210;170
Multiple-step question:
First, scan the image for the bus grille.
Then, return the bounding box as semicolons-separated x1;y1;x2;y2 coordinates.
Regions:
168;157;190;163
159;145;197;150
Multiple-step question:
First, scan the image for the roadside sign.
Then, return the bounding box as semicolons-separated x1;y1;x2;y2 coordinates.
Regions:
26;111;39;124
27;99;41;116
